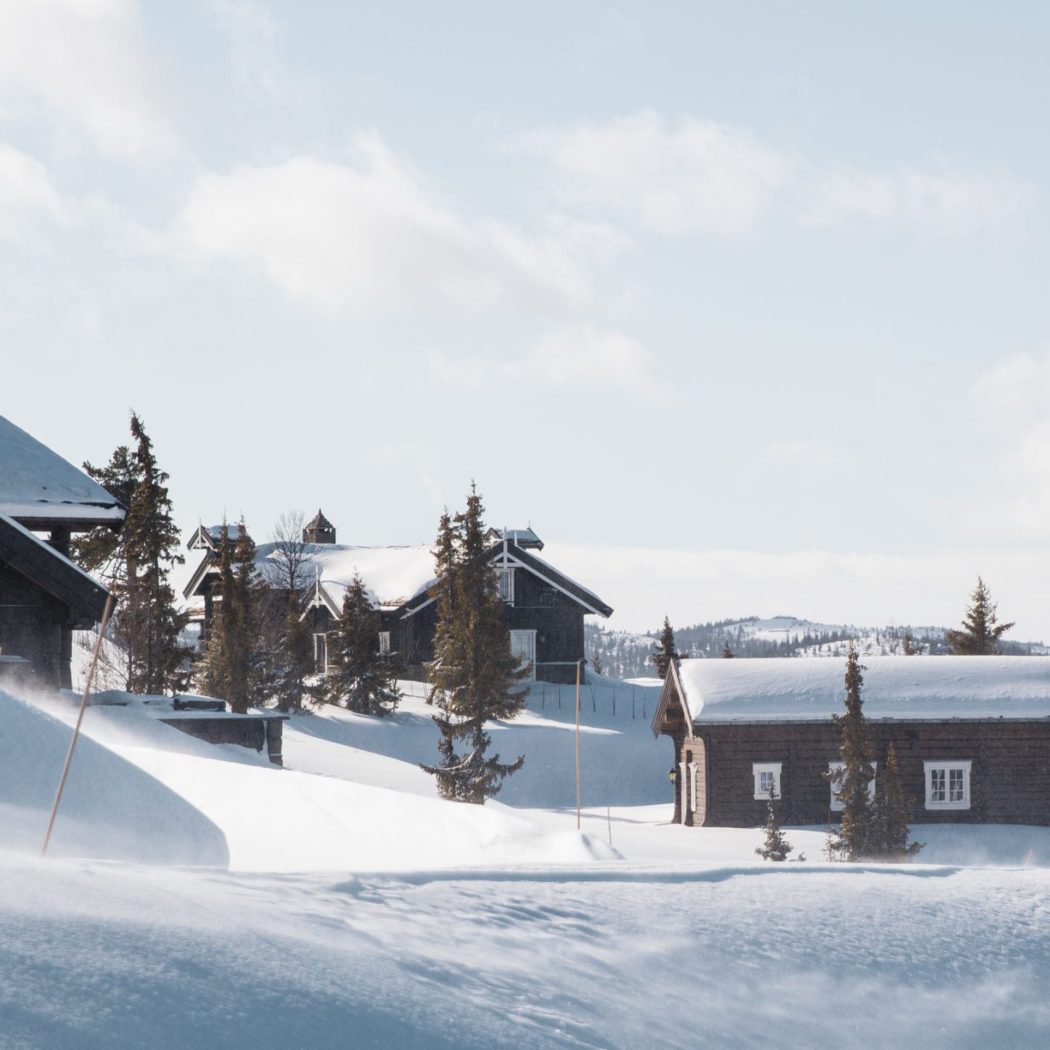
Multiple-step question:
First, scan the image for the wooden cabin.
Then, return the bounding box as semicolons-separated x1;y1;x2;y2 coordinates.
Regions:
652;655;1050;827
0;415;124;689
183;513;613;684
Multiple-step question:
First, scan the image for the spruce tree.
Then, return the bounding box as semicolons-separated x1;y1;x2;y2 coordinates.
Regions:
591;649;604;676
422;485;528;803
323;574;400;715
871;742;923;860
73;413;187;694
755;789;792;861
652;616;681;679
828;645;877;861
271;587;314;713
722;642;735;658
198;520;266;713
945;576;1014;655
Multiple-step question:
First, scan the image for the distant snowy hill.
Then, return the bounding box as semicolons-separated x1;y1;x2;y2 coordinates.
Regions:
586;615;1047;678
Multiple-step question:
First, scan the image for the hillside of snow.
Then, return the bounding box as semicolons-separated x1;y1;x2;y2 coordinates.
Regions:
6;677;1050;1046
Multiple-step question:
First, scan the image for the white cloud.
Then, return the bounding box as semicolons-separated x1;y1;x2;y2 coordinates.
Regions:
804;168;1030;238
512;111;790;236
425;325;673;403
514;111;1029;240
207;0;307;103
0;143;70;243
0;0;176;159
176;133;593;318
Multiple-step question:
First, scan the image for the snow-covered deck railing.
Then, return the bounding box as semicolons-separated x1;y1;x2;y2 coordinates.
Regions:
676;655;1050;723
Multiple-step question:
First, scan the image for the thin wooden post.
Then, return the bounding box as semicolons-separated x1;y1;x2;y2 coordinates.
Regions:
43;592;115;857
575;658;581;831
607;804;613;848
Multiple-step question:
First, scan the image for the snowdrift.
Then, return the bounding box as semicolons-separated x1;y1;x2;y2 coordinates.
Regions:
0;689;228;866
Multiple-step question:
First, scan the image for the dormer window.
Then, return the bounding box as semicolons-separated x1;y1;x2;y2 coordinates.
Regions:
497;568;515;605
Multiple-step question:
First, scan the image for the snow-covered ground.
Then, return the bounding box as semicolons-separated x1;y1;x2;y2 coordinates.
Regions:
5;680;1050;1047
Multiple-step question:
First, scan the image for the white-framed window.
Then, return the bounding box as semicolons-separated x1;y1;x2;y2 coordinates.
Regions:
924;760;972;810
509;629;536;680
378;631;391;655
828;760;877;812
752;762;782;800
496;567;515;605
313;633;328;674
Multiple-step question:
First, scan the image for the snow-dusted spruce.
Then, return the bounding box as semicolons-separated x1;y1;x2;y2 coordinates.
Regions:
651;616;681;680
755;788;792;861
72;412;187;694
872;741;923;860
322;573;400;716
828;646;921;861
945;576;1014;655
198;520;267;713
422;486;528;804
827;645;876;861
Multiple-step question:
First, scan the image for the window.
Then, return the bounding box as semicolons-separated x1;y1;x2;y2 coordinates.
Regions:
509;630;536;681
313;633;328;674
828;760;877;812
378;631;391;655
752;762;782;800
924;760;972;810
496;567;515;604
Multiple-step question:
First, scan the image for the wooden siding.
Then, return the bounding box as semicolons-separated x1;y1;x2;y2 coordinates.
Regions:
0;562;72;689
682;719;1050;827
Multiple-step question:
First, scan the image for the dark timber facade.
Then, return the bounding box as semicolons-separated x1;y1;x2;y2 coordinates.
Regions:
654;657;1050;828
185;516;613;685
0;416;124;690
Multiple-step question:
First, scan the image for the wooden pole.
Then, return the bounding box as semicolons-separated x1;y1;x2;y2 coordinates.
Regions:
575;658;581;831
42;592;115;857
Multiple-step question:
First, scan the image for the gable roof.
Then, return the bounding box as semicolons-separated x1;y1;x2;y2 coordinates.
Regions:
662;655;1050;726
398;539;613;618
0;513;109;625
184;533;613;619
0;415;126;531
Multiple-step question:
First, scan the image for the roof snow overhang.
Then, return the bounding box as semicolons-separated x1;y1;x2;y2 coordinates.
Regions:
0;415;126;533
0;513;109;626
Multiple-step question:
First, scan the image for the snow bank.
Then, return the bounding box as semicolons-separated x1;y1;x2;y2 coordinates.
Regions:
0;689;227;866
677;654;1050;721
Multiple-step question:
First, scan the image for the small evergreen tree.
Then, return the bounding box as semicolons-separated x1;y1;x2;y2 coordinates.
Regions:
827;645;876;861
323;574;400;715
422;485;528;803
755;789;792;861
591;649;604;676
270;587;314;713
73;413;187;694
871;742;923;860
945;576;1014;654
198;520;266;713
652;616;681;679
721;642;735;658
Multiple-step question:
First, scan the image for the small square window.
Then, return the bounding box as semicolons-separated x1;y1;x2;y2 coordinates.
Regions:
753;762;782;800
924;760;972;811
828;760;877;812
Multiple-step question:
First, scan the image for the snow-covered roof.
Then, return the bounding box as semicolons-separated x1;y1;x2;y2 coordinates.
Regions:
256;542;437;611
0;415;125;527
674;655;1050;722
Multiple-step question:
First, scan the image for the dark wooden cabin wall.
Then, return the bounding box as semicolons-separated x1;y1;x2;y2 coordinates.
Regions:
0;563;69;689
682;720;1050;827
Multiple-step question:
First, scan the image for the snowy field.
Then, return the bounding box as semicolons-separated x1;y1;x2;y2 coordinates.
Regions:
3;681;1050;1047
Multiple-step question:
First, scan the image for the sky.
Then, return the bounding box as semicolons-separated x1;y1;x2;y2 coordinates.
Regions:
3;1;1050;637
